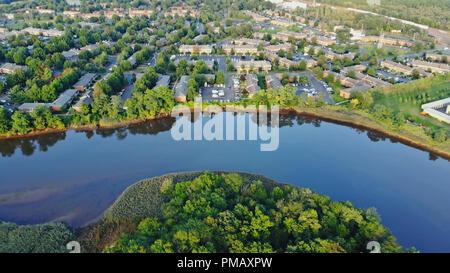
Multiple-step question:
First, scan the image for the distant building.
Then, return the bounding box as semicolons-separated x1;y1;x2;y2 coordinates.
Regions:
271;18;296;28
72;91;93;112
340;84;370;99
243;10;268;22
265;43;295;53
78;22;101;29
155;75;171;88
21;27;64;37
164;5;199;17
380;60;414;75
179;44;213;55
174;75;190;102
80;44;99;52
73;73;96;91
342;65;367;73
34;8;55;14
62;49;80;62
350;29;365;41
279;1;308;11
18;103;49;113
63;10;81;17
245;74;261;98
231;60;271;73
50;89;79;111
421;98;450;124
233;38;269;47
272;30;307;42
361;36;414;47
127;51;138;67
425;53;449;62
308;35;336;46
253;32;266;40
410;60;450;74
0;63;28;74
222;44;258;55
128;8;153;18
265;74;283;89
347;71;390;88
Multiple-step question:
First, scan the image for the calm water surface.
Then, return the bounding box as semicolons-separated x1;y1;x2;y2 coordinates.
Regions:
0;113;449;252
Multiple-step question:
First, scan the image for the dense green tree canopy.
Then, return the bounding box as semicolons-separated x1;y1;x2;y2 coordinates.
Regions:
106;172;402;253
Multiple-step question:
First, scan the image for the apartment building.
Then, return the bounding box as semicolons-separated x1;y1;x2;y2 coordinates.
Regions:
411;60;450;74
380;60;414;75
272;30;307;42
22;27;64;37
233;38;269;47
361;36;414;47
271;18;296;28
231;60;271;73
0;63;28;74
245;74;261;98
308;35;336;46
128;8;153;18
426;53;448;62
222;44;258;55
179;44;213;55
265;43;295;53
243;10;268;22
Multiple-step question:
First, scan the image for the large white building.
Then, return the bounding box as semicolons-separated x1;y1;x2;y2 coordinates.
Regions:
279;1;307;10
421;98;450;124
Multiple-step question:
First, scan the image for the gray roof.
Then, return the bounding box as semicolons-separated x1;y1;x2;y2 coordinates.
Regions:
345;84;370;93
175;75;190;98
73;91;94;108
18;103;49;111
0;62;28;72
62;49;80;59
52;89;78;107
74;73;96;88
266;74;282;89
155;75;171;88
128;52;137;66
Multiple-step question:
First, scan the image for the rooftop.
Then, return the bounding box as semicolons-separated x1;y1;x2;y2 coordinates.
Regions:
175;75;190;98
52;89;78;107
74;73;96;88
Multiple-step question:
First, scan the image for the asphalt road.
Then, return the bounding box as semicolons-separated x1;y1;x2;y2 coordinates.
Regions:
121;73;135;101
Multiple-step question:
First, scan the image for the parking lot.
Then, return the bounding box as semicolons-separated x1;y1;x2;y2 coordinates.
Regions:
200;86;236;103
376;68;411;83
293;72;335;104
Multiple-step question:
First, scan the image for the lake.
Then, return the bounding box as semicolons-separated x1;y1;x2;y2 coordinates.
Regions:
0;112;449;252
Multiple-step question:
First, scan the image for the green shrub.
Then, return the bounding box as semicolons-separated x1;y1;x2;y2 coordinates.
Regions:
0;222;73;253
105;171;403;253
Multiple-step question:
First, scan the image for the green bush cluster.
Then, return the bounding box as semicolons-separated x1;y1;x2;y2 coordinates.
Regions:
0;221;73;253
106;171;402;253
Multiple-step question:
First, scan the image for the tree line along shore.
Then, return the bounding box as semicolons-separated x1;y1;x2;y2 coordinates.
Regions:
1;74;449;159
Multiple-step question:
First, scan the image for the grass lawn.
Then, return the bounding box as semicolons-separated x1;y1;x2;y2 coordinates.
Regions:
374;80;450;131
363;45;412;58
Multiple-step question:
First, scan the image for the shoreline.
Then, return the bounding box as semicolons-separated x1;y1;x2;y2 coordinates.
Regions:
287;107;450;161
1;106;449;160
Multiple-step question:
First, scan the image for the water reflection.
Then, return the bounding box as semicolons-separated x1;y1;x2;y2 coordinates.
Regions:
0;113;443;161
